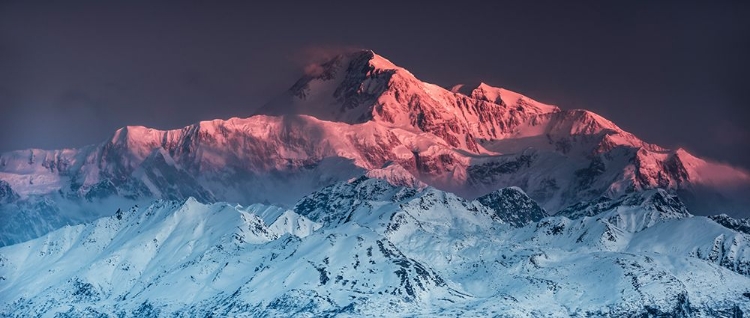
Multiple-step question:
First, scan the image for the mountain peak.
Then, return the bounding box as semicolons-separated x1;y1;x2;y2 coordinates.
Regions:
469;83;560;114
357;49;400;70
451;82;559;115
255;49;406;124
3;49;750;235
257;51;568;154
306;50;402;77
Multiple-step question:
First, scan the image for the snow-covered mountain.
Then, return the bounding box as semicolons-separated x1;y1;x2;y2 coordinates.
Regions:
1;49;749;245
257;49;750;214
2;178;749;316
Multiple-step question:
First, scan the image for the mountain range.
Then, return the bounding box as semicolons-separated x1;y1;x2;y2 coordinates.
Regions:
2;177;749;316
1;50;749;316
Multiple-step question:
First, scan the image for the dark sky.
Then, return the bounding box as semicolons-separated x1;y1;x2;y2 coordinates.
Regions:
1;1;749;169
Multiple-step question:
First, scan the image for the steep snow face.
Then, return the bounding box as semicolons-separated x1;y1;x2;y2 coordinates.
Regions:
2;178;749;316
0;115;470;245
0;187;465;316
259;50;564;153
0;115;455;206
468;82;560;114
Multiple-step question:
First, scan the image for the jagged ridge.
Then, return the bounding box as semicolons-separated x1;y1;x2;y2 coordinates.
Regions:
1;49;749;247
1;178;749;316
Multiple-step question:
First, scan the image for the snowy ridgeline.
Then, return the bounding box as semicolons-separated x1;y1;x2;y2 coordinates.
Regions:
2;50;750;229
1;177;749;317
1;50;750;316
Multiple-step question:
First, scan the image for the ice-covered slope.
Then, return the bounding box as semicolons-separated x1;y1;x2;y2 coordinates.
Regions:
2;178;749;316
2;50;749;246
0;193;150;247
0;185;466;316
259;51;750;216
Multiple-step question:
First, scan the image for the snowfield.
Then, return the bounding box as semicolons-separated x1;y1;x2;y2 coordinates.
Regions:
1;178;748;317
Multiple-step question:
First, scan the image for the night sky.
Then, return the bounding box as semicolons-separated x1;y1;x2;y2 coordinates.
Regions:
1;1;749;169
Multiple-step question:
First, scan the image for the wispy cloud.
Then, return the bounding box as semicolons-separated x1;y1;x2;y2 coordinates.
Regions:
292;44;364;76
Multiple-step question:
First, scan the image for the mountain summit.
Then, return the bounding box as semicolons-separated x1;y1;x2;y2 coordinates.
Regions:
258;49;749;213
1;50;749;244
258;50;564;153
257;50;398;123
